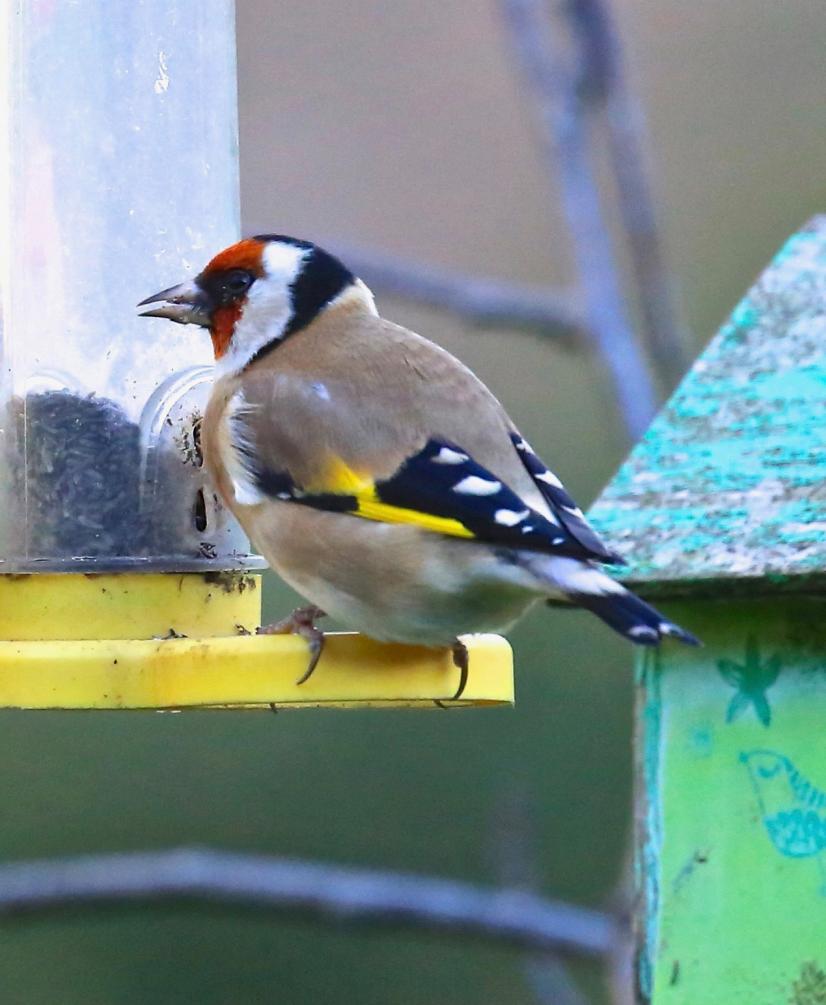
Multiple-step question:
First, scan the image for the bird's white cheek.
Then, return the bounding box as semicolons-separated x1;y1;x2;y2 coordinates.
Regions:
213;286;294;378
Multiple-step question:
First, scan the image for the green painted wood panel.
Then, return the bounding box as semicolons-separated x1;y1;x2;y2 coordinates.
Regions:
637;597;826;1004
589;216;826;596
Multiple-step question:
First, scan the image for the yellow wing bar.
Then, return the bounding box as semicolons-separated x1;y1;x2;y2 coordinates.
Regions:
309;454;474;539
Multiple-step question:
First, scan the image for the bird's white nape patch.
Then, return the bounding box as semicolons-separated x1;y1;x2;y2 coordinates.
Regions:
432;447;469;465
494;508;530;526
453;475;502;496
223;390;266;506
213;241;310;378
329;278;379;317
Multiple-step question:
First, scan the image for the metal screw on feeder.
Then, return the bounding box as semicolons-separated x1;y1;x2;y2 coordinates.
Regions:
588;218;826;1003
0;0;512;710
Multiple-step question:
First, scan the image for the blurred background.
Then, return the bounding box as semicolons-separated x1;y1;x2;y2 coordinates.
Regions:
1;1;824;1001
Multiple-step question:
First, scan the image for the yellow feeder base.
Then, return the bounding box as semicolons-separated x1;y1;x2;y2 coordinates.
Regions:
0;574;514;709
0;572;262;641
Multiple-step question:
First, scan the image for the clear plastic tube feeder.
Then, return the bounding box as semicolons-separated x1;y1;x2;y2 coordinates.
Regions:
0;0;512;709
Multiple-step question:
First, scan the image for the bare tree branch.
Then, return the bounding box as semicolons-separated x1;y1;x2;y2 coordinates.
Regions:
329;244;585;342
601;840;637;1005
489;785;592;1005
564;0;691;386
0;847;620;959
501;0;658;440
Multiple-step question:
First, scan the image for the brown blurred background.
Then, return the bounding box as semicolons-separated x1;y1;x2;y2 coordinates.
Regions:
0;2;823;1002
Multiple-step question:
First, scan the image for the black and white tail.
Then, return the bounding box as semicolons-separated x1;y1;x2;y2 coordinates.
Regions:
569;584;700;645
525;555;700;646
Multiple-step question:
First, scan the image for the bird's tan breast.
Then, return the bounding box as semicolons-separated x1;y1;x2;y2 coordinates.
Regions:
202;373;246;514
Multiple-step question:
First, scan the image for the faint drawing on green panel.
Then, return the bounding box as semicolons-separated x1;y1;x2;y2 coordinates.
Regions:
718;637;781;727
741;750;826;892
640;599;826;1004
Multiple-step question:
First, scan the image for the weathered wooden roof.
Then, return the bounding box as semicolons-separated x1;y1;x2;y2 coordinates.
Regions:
588;216;826;596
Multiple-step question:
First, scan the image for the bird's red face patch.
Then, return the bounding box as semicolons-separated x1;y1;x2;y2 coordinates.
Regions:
199;238;268;359
210;303;243;359
202;238;267;279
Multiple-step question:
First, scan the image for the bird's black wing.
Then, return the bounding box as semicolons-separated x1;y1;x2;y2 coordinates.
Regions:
509;432;624;564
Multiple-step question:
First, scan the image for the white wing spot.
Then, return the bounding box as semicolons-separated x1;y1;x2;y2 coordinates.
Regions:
563;504;585;519
432;447;469;465
494;508;530;526
453;475;502;496
552;536;565;545
629;625;658;640
536;469;564;489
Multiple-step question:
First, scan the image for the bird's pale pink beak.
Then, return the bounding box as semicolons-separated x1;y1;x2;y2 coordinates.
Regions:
137;280;211;327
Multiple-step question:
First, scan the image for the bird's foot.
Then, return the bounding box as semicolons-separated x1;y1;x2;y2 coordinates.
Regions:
435;639;470;708
257;606;327;685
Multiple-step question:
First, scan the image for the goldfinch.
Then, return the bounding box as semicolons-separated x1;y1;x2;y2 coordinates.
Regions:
139;235;698;689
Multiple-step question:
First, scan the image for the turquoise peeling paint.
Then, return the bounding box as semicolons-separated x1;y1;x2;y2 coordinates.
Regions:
588;217;826;595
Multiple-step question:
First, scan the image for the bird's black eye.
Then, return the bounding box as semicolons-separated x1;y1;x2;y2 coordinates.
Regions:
220;269;254;303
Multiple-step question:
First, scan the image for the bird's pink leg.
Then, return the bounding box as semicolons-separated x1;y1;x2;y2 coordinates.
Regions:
257;606;326;685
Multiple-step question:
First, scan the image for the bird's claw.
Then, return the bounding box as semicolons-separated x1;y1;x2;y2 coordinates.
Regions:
434;639;469;708
257;606;327;685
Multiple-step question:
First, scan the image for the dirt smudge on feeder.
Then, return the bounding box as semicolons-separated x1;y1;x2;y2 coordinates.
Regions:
174;409;204;468
203;571;258;594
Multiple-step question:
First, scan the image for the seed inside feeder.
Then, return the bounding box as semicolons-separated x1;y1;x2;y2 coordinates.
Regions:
12;390;148;561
